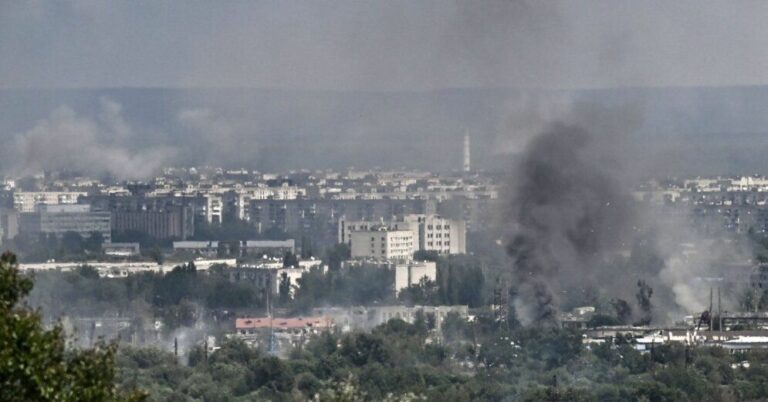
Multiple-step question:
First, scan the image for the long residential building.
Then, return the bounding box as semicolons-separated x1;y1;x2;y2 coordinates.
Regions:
14;191;88;213
339;214;466;254
112;206;194;240
19;204;111;242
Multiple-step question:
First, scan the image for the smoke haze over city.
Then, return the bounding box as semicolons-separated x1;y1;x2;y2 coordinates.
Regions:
6;2;768;401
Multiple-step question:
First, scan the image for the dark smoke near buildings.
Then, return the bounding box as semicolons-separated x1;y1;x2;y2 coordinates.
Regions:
505;121;666;325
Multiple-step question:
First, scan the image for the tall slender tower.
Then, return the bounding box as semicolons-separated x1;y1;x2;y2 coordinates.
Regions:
463;132;471;173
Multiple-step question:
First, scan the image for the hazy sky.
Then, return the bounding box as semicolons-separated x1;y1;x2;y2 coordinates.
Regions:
3;1;768;90
3;1;768;177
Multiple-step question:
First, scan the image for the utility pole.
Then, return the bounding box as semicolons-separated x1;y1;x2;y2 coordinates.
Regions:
718;286;723;333
709;287;714;332
204;336;209;363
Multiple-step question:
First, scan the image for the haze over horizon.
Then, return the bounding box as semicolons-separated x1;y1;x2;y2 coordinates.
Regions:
4;1;768;91
2;1;768;177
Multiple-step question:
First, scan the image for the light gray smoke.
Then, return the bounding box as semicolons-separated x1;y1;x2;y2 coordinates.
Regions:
6;98;176;179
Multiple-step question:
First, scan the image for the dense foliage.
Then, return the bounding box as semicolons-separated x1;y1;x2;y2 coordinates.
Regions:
20;245;768;401
114;309;768;402
27;263;265;331
7;231;106;262
0;251;143;401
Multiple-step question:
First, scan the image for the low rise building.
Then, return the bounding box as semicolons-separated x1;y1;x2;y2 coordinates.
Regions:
232;316;334;352
243;239;296;257
17;258;237;278
228;260;325;298
173;240;219;256
394;260;437;294
172;239;296;258
102;242;141;257
312;305;469;333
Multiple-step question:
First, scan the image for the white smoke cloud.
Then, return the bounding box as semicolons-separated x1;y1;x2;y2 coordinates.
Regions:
8;98;176;179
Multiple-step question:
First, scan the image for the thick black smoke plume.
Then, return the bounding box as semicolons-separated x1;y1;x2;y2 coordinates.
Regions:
506;122;641;325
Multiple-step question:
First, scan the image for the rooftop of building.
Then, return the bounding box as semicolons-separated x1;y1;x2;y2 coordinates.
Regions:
235;316;333;330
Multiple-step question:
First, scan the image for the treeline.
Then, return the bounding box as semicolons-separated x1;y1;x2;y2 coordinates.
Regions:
27;263;265;330
7;231;106;262
289;253;487;313
116;307;768;401
26;250;492;328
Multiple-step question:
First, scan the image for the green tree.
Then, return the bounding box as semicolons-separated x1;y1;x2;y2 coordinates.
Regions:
61;231;85;254
84;232;105;254
278;272;292;305
326;244;351;271
398;277;439;305
441;312;468;342
0;251;145;401
283;251;299;267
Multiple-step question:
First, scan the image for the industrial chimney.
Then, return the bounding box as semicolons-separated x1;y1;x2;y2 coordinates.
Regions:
463;132;471;173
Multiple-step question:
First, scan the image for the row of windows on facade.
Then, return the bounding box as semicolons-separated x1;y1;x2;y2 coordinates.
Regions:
371;250;411;255
369;236;412;241
380;311;449;321
426;233;450;238
370;242;411;247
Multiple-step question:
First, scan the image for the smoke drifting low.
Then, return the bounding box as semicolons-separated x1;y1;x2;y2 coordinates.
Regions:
3;97;263;179
7;98;176;179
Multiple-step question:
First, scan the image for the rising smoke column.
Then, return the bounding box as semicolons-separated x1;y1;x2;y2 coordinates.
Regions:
505;123;637;325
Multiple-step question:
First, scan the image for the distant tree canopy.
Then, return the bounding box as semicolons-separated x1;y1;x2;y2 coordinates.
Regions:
6;231;107;263
282;251;299;267
112;305;768;402
0;251;144;401
27;262;264;328
325;243;351;271
292;265;395;313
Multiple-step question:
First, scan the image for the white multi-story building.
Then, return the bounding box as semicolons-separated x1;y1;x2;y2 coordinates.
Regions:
406;214;466;255
339;214;466;255
349;227;415;260
13;191;87;213
202;185;307;223
205;193;224;223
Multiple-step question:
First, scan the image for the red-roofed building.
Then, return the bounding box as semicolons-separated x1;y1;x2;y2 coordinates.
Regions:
232;316;335;353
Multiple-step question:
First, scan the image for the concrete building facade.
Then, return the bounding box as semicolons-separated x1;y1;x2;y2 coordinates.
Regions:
349;227;414;260
112;206;194;240
339;214;466;255
20;204;111;242
14;191;87;213
394;260;437;294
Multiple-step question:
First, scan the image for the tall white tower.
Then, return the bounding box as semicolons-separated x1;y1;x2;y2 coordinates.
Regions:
462;132;471;173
